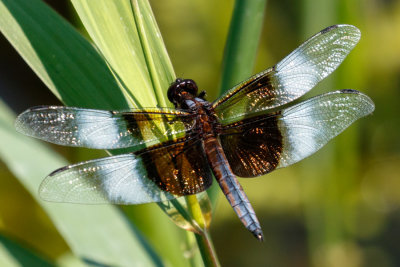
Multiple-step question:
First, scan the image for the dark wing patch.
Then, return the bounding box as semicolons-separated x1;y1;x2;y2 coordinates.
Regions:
213;24;361;125
220;90;375;178
15;106;194;151
136;137;213;196
40;137;213;204
220;112;283;177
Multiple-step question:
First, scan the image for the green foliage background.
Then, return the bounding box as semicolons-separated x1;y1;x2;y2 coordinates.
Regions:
0;0;399;266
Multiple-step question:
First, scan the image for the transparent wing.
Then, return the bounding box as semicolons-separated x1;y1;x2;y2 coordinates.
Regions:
220;90;375;177
213;24;361;125
15;106;194;150
40;138;213;204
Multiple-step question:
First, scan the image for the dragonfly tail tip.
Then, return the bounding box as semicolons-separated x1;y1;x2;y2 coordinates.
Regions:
253;229;264;242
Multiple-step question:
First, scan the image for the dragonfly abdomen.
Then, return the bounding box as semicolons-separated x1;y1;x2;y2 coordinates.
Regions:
203;136;264;241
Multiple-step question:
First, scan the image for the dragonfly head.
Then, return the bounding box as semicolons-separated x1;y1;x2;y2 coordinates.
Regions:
168;78;199;108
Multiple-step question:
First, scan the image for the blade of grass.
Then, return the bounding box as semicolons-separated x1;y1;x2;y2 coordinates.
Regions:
0;0;128;110
130;0;176;106
218;0;268;94
71;0;175;107
0;233;54;267
0;100;162;266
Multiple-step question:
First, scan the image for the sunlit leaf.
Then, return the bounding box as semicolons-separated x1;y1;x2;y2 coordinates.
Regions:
0;0;128;110
71;0;176;107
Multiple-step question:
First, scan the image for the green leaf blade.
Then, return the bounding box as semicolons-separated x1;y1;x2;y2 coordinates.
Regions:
0;0;128;110
0;233;54;267
71;0;175;107
219;0;267;94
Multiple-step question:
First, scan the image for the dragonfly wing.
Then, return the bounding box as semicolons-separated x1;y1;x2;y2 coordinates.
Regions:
39;137;213;204
15;106;194;150
220;90;374;177
213;25;361;125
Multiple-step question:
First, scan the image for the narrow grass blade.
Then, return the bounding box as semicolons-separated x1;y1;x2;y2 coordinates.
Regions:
218;0;268;94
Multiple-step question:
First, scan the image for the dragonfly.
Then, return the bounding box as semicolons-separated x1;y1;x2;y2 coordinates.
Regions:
15;24;374;241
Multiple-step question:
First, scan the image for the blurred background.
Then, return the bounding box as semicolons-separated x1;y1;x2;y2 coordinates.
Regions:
1;0;399;266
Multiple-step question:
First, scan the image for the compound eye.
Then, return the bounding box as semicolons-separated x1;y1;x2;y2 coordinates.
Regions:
185;79;198;96
167;83;178;104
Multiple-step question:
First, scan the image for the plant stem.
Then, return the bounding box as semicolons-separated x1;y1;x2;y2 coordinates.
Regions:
186;195;206;230
186;194;219;266
195;231;220;267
